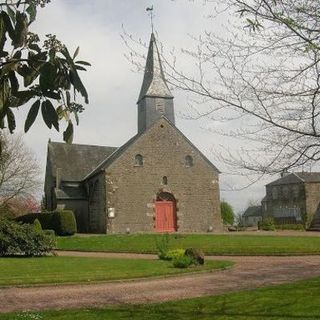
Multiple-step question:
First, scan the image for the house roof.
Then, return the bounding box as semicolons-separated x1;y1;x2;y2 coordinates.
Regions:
84;117;220;180
137;33;173;103
267;172;320;186
48;141;117;181
243;205;263;217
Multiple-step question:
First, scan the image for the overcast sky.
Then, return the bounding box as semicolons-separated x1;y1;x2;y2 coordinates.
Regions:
14;0;276;213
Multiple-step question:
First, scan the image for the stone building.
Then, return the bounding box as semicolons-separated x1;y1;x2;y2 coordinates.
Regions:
262;172;320;230
44;33;223;234
242;205;263;227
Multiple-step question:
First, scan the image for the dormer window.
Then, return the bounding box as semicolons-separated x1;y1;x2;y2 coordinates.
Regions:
185;155;193;167
135;154;143;166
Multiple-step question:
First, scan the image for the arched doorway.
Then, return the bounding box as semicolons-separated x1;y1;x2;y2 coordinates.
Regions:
155;192;177;232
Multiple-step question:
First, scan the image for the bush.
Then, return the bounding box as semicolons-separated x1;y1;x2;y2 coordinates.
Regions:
185;248;205;265
52;210;77;236
16;210;77;236
173;255;193;268
258;217;276;231
0;217;56;256
162;248;185;261
33;219;42;232
156;233;170;260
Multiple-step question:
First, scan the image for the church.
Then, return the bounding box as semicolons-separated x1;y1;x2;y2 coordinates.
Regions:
44;33;223;234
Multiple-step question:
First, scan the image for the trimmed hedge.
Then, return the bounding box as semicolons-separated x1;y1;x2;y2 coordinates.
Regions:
275;224;305;231
16;210;77;236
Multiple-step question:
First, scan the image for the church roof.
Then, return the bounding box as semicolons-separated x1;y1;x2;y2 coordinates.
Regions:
137;33;173;103
267;172;320;186
47;141;117;181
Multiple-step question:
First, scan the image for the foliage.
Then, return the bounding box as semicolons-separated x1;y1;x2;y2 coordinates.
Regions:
0;133;40;207
220;201;235;225
16;209;77;236
162;248;185;261
155;233;170;260
0;217;55;256
0;257;231;286
33;218;42;232
0;0;90;142
258;217;276;231
172;254;193;268
275;224;305;231
184;248;205;265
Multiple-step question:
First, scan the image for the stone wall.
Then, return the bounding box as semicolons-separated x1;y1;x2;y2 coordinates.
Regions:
104;118;222;234
87;173;106;233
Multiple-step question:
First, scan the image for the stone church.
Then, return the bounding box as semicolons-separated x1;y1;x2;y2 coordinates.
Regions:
44;33;222;234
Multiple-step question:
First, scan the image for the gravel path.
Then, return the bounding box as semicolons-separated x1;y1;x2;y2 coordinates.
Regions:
1;253;320;313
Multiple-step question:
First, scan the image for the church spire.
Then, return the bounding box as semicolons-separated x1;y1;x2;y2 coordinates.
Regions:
137;33;175;133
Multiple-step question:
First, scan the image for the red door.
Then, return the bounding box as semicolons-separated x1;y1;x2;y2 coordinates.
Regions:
155;201;176;232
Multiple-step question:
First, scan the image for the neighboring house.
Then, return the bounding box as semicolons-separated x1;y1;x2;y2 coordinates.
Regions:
242;205;263;227
263;172;320;229
44;33;223;234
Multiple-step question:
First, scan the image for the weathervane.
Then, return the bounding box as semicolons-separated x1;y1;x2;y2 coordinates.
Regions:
146;5;154;33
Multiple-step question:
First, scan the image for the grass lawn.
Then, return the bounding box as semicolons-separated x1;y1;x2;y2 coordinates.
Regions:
57;233;320;255
0;256;232;286
3;276;320;319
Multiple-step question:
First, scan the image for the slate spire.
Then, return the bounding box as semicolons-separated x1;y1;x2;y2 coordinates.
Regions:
137;33;175;133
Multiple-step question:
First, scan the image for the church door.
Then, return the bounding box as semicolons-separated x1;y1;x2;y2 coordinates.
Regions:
155;201;176;232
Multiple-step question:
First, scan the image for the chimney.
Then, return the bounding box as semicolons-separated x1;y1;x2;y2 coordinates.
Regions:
56;168;62;189
280;169;290;178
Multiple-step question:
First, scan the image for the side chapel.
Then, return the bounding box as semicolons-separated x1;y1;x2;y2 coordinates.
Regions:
44;33;223;233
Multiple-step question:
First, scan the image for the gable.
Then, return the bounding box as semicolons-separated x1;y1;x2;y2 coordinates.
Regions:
47;141;117;181
86;117;220;179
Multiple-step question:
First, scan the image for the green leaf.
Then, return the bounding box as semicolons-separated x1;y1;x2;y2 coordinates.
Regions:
6;108;16;133
24;100;40;132
66;90;71;106
62;48;89;103
1;11;15;41
29;43;41;53
13;11;28;48
6;5;16;24
41;99;59;131
0;79;10;111
39;63;57;91
43;90;61;100
74;111;79;126
26;4;37;24
9;71;19;93
63;121;73;144
13;90;36;106
75;60;91;66
75;65;87;71
73;46;80;60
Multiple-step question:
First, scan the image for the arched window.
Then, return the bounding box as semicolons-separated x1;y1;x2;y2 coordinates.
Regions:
135;154;143;166
185;155;193;167
162;176;168;185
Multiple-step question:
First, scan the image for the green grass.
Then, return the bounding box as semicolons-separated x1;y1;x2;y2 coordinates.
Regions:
57;233;320;255
0;256;232;286
3;276;320;319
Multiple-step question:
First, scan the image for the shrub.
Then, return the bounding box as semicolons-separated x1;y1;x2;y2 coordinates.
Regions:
0;217;56;256
258;217;276;231
16;210;77;236
173;255;193;268
33;219;42;232
52;210;77;236
162;248;185;261
155;233;170;260
220;201;235;225
185;248;205;265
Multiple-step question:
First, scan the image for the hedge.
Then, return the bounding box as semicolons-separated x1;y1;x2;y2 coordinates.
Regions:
16;210;77;236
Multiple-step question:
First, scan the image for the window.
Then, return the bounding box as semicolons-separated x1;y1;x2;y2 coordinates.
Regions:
162;176;168;185
185;155;193;167
282;186;289;199
135;154;143;166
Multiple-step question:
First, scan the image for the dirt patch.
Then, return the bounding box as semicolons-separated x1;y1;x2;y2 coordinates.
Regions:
1;254;320;313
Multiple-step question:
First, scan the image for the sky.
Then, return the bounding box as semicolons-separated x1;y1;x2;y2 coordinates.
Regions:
14;0;276;213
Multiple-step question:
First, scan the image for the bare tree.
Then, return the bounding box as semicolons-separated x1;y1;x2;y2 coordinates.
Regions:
0;132;40;207
123;1;320;180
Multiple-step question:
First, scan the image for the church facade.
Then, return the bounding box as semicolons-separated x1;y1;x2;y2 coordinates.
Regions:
44;33;223;234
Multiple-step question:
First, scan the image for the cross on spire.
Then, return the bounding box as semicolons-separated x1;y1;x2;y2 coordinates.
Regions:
146;5;154;33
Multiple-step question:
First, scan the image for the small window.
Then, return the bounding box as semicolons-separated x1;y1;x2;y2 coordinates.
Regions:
135;154;143;166
185;155;193;167
162;176;168;185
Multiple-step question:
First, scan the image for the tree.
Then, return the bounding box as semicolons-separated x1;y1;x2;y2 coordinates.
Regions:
0;132;40;211
220;201;235;225
125;1;320;180
0;0;90;143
